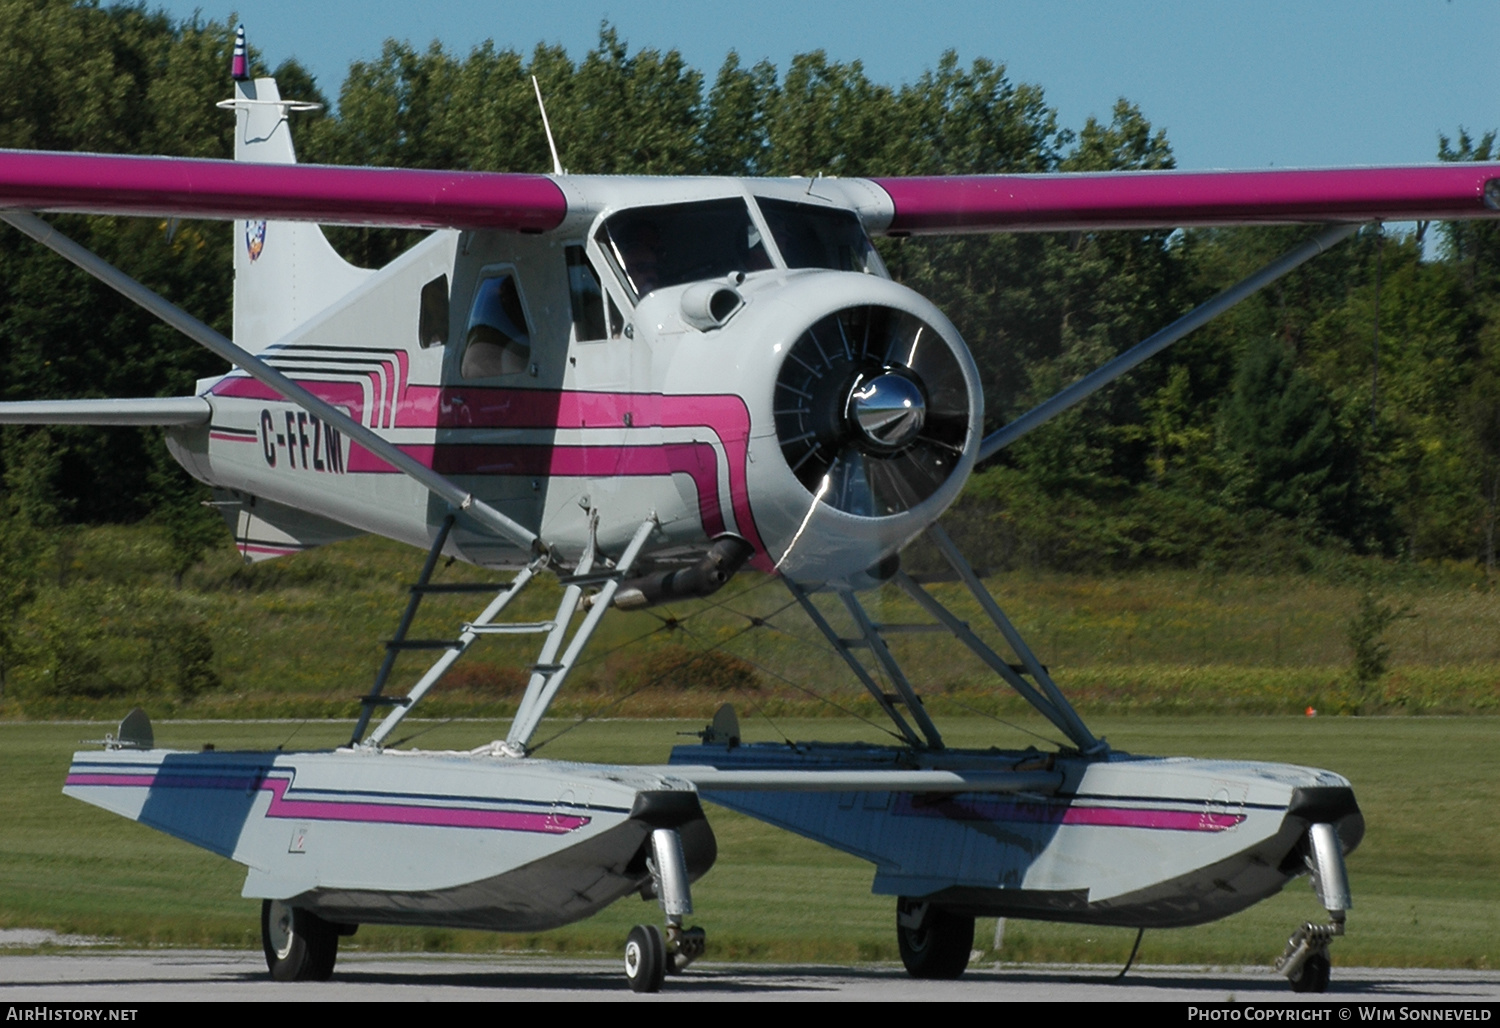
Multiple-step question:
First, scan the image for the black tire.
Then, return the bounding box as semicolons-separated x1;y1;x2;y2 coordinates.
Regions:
261;899;339;981
625;923;666;993
1289;951;1331;993
896;897;974;980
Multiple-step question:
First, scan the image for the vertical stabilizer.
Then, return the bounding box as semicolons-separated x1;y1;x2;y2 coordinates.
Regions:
227;29;373;353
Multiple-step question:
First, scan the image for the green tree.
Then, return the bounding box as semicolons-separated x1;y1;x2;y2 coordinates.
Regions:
1218;334;1360;538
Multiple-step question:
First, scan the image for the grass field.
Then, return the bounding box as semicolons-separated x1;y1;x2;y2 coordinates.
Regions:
2;530;1500;722
2;715;1495;968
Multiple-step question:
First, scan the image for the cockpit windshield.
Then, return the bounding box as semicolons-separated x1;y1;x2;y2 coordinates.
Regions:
597;198;772;301
758;198;882;274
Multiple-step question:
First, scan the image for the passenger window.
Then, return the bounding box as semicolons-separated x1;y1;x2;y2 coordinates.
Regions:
419;275;449;348
565;246;608;342
461;272;532;378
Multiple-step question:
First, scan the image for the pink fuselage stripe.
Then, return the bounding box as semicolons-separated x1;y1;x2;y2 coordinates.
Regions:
212;377;367;425
66;769;590;834
348;442;728;539
208;379;767;559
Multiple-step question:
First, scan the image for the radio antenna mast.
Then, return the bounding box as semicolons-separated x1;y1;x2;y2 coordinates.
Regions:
532;76;565;176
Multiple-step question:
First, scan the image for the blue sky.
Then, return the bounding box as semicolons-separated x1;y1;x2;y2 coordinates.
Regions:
156;0;1499;172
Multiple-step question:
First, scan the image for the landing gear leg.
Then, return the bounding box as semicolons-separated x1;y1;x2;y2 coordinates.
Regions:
1275;823;1349;994
896;896;974;980
624;827;706;992
261;899;338;981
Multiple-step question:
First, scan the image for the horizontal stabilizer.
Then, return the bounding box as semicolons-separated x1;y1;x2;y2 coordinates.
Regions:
216;490;362;563
0;397;210;425
669;766;1063;794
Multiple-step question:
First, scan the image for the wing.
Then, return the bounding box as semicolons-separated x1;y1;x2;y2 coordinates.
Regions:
866;165;1500;235
0;149;566;232
5;149;1498;235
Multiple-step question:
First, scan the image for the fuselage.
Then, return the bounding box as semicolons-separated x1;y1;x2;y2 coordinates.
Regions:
169;176;982;585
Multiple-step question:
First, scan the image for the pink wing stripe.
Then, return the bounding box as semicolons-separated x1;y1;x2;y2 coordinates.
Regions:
872;165;1500;234
0;150;567;232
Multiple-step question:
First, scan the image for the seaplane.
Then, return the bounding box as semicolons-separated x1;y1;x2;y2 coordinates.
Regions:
1;27;1495;993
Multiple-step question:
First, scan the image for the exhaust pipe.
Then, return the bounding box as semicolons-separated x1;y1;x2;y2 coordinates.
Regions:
611;536;754;610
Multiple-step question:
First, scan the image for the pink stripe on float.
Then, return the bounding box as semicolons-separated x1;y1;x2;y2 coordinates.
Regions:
894;794;1245;832
871;164;1500;235
258;777;587;834
209;431;256;442
0;150;567;232
1060;806;1243;832
65;769;590;835
66;773;157;787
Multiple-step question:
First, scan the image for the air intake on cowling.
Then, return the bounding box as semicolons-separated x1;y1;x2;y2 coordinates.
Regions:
774;305;969;517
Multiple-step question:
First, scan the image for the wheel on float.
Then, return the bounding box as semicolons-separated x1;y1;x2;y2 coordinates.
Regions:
1289;951;1331;993
261;898;339;981
624;923;666;993
896;897;974;980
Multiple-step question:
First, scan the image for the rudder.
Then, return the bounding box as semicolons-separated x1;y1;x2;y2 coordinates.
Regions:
226;30;372;353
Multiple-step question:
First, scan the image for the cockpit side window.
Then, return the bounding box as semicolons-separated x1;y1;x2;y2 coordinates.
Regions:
596;198;772;302
461;271;532;378
565;245;610;342
758;198;882;274
419;274;449;348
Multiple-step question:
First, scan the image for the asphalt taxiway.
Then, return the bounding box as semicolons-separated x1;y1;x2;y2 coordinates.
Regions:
2;951;1498;1002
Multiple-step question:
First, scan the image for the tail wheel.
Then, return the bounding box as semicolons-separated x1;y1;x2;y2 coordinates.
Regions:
624;923;666;993
261;898;338;981
896;897;974;980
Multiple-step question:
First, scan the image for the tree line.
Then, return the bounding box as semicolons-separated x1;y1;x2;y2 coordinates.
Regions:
2;0;1499;573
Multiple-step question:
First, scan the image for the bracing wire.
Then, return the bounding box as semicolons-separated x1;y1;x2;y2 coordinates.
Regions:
526;594;806;753
926;692;1068;751
389;577;785;749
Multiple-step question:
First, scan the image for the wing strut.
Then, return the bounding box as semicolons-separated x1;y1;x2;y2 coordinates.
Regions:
503;515;659;752
917;524;1102;754
978;221;1359;460
0;209;539;554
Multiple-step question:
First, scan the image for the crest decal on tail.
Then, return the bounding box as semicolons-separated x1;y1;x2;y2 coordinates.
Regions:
244;220;266;262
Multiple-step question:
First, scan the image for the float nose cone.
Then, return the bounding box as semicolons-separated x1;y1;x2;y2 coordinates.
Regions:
847;372;925;451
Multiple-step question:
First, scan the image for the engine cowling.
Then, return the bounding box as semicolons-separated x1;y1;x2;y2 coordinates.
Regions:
728;271;983;584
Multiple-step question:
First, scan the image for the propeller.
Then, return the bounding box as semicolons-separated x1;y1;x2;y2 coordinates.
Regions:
773;304;969;518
